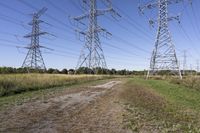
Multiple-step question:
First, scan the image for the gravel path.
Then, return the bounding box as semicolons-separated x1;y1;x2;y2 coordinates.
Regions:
0;81;129;133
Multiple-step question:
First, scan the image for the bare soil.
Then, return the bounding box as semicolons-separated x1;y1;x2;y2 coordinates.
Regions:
0;81;129;133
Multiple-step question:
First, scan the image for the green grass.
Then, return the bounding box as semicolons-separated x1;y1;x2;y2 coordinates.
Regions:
119;78;200;132
0;74;114;96
133;78;200;111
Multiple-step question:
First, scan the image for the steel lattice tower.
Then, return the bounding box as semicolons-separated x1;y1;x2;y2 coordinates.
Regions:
139;0;191;79
22;8;48;71
183;50;187;75
148;0;181;79
73;0;120;73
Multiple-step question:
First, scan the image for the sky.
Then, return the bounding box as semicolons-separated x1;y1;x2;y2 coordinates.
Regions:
0;0;200;71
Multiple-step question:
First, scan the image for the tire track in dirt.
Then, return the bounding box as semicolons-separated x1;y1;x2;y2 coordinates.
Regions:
0;81;128;133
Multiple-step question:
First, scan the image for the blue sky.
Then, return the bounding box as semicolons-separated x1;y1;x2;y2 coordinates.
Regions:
0;0;199;70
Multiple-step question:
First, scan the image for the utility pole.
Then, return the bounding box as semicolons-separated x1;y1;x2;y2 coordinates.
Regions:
22;7;49;72
139;0;191;79
190;64;193;75
72;0;120;74
183;50;187;75
196;59;199;75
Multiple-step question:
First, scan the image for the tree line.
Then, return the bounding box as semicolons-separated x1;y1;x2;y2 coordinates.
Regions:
0;67;146;75
2;67;197;75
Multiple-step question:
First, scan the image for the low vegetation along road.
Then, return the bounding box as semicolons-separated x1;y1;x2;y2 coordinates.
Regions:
1;75;200;132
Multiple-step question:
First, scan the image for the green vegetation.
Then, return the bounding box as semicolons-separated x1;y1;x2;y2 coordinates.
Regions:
0;66;146;75
0;74;113;96
119;78;200;132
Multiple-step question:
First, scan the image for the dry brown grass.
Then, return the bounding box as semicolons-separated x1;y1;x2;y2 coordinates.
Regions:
119;81;166;111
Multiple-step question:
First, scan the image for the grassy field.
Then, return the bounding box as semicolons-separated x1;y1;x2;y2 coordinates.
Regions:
0;74;114;96
119;77;200;132
1;74;200;132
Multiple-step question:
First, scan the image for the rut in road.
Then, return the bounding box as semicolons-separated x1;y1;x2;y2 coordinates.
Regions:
0;81;128;133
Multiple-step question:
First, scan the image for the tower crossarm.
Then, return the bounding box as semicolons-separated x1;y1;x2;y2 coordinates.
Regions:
139;0;190;13
24;32;48;38
167;15;180;23
35;7;47;18
28;20;44;25
73;14;89;21
73;8;120;21
149;14;180;27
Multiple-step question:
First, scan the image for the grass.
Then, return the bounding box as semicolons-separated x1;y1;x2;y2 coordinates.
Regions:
119;78;200;132
138;78;200;111
0;74;113;96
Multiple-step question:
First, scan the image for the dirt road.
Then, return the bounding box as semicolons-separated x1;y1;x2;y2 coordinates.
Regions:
0;81;129;133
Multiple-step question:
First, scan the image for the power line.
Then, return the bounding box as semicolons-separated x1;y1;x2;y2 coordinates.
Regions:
70;0;152;54
104;14;152;43
178;23;200;57
0;1;27;16
112;2;154;40
184;3;200;41
44;0;70;15
18;0;74;30
112;34;151;54
15;0;149;57
191;4;200;36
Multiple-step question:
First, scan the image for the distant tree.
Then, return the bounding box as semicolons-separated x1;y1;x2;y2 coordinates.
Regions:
68;69;75;74
52;69;60;74
76;67;89;74
96;67;103;75
47;68;55;74
111;69;117;75
61;69;68;74
117;69;126;75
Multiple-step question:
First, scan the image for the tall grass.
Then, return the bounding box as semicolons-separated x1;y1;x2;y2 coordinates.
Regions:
0;74;112;96
170;76;200;91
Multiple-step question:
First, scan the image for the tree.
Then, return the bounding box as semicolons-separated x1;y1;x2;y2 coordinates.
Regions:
52;69;60;74
61;69;68;74
68;69;75;74
47;68;55;74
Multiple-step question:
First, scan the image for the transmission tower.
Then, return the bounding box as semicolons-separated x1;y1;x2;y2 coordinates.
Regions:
22;7;49;71
139;0;191;79
72;0;120;73
183;50;187;75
